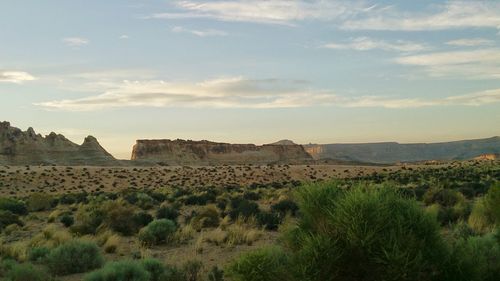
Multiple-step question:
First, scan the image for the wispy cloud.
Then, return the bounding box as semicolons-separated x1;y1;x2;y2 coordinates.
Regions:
62;37;89;47
35;77;500;111
119;35;129;39
150;0;367;25
323;37;429;52
342;1;500;31
0;71;37;84
446;38;494;47
172;26;228;37
396;49;500;79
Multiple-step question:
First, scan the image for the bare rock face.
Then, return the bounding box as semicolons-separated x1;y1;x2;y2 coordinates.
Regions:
131;139;313;165
0;121;118;166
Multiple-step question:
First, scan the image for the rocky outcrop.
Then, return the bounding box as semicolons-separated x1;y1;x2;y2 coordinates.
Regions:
473;153;499;161
131;139;313;165
304;137;500;164
0;121;119;166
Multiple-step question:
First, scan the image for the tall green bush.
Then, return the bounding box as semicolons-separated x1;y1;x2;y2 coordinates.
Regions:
45;240;103;275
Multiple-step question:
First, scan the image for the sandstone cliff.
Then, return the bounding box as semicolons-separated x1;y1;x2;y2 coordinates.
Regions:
0;121;119;166
131;139;313;165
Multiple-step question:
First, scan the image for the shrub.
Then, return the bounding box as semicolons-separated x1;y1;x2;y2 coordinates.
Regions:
141;258;179;281
133;211;154;227
448;233;500;281
228;198;260;220
226;247;290;281
156;205;180;221
45;240;104;275
71;201;106;235
138;219;177;246
271;200;298;217
484;183;500;225
181;260;203;281
26;193;54;212
0;198;28;215
84;260;150;281
60;214;74;227
285;183;450;281
469;198;494;233
0;210;23;230
28;246;50;262
423;187;464;207
135;193;156;210
103;234;121;254
3;262;52;281
102;200;138;235
257;211;281;230
59;192;88;205
185;191;217;206
191;205;220;230
208;266;224;281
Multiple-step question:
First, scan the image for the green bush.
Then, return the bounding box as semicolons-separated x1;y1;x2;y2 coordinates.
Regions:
71;201;106;235
103;200;138;235
257;211;281;230
141;258;177;281
285;183;450;281
28;246;50;262
45;240;103;275
133;211;154;227
229;198;260;220
484;183;500;225
448;233;500;281
271;200;298;217
0;198;28;215
84;260;150;281
60;214;74;227
3;262;53;281
84;259;181;281
26;193;54;212
138;219;176;246
0;210;23;230
156;205;180;222
226;247;290;281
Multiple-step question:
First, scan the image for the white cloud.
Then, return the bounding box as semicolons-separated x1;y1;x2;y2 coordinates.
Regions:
171;26;228;37
35;77;500;111
342;1;500;31
323;37;428;52
446;38;494;47
62;37;89;47
119;35;129;39
0;71;37;84
150;0;367;25
395;49;500;79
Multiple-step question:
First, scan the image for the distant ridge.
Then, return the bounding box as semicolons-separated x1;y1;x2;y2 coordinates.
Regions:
304;137;500;164
0;121;119;166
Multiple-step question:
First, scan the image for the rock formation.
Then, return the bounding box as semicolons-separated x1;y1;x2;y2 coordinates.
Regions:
304;137;500;164
131;139;313;165
0;121;119;166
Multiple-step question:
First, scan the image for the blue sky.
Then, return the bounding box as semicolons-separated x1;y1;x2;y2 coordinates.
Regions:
1;0;499;159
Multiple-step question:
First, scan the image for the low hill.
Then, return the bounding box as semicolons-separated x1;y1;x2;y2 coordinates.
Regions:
304;137;500;164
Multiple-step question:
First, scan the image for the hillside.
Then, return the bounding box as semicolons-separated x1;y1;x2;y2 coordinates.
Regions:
304;137;500;164
0;121;119;166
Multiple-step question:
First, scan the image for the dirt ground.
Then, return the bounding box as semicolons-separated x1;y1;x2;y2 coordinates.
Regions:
0;163;434;196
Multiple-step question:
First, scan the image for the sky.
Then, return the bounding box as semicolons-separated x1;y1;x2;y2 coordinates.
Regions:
1;0;500;159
